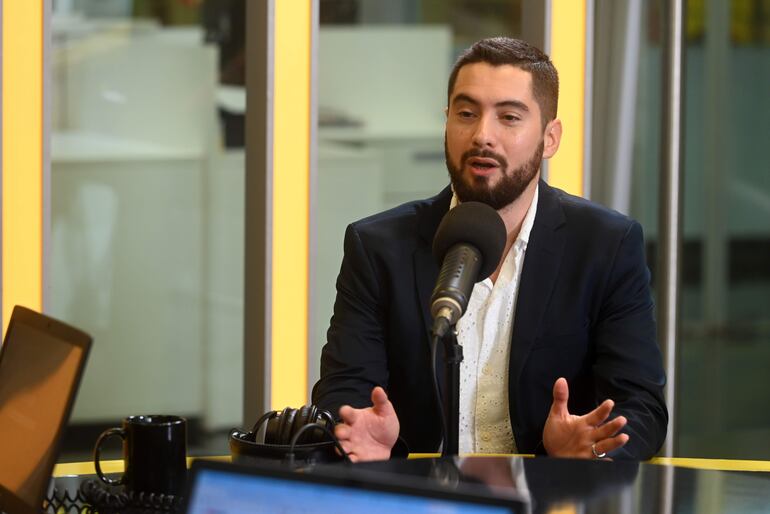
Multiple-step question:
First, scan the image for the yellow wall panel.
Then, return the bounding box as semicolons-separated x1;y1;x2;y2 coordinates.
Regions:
548;0;586;197
271;0;312;409
2;1;44;333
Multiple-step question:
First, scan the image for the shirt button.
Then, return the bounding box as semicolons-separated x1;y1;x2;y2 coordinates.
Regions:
481;434;491;442
482;366;491;375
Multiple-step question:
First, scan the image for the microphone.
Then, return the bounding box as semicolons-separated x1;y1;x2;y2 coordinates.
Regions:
430;201;506;338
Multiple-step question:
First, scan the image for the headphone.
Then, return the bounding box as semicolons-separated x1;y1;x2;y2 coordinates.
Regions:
260;405;336;446
229;405;347;465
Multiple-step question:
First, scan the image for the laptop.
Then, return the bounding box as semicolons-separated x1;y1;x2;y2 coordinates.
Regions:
183;459;522;514
0;306;92;514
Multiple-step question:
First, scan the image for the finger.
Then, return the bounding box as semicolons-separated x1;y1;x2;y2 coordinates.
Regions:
338;439;354;456
338;405;359;425
371;386;388;407
371;387;395;417
549;377;570;418
583;399;614;426
334;440;353;457
594;433;629;456
592;416;627;441
334;424;352;441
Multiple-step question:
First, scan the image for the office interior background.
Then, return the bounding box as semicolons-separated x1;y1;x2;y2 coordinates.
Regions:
2;0;768;462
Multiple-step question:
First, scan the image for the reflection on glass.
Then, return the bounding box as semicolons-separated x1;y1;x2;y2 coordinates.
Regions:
50;0;245;459
591;0;770;459
676;0;770;460
311;0;525;388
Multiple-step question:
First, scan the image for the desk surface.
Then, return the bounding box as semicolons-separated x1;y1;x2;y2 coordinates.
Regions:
339;456;770;514
54;455;770;477
54;455;770;514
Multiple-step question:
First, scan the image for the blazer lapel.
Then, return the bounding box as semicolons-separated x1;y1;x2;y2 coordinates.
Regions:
510;181;567;388
413;187;451;417
414;186;452;342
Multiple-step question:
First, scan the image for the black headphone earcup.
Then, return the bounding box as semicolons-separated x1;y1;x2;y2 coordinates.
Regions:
308;405;326;443
263;411;279;444
319;408;335;430
248;410;277;442
291;405;312;445
266;407;291;445
257;405;335;446
280;408;298;445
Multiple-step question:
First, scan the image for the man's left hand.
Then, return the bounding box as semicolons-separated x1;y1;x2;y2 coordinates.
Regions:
543;377;629;459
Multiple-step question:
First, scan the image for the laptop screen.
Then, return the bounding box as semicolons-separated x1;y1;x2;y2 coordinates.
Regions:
186;466;514;514
0;309;91;512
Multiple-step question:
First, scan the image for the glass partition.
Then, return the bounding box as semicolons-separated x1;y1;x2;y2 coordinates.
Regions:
675;0;770;459
310;0;525;388
591;0;770;459
50;0;246;460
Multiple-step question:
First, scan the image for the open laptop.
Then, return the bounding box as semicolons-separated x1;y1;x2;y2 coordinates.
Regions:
0;306;92;514
183;459;522;514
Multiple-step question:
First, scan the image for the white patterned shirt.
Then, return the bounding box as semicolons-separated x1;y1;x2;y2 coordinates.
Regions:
453;186;539;454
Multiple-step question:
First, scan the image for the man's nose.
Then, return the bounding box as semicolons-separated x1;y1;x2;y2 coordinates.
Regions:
471;115;495;148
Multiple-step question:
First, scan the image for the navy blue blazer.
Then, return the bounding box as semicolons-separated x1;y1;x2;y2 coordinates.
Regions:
312;180;667;459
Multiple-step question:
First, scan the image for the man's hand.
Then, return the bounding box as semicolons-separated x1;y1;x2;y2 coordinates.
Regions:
543;377;629;459
334;387;399;462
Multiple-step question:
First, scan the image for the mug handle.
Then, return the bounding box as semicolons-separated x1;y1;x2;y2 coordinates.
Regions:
94;427;126;486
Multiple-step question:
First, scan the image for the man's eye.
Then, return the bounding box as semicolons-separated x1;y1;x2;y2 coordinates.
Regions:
501;114;520;122
458;111;475;119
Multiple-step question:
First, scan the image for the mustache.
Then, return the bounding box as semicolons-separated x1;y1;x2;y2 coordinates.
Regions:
461;149;508;169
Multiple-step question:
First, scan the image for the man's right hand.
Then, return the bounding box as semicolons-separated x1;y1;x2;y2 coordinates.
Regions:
334;386;399;462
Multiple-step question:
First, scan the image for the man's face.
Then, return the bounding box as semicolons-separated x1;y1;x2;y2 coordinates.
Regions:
445;62;553;210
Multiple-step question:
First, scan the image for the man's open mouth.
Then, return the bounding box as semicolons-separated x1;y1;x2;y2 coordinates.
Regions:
467;157;500;169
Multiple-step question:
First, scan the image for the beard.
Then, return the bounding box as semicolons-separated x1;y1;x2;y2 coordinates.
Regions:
445;138;543;210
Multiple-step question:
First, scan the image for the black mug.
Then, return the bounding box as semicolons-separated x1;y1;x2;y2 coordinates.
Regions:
94;415;187;496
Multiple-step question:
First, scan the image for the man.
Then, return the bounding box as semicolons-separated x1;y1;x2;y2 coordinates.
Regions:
312;37;667;461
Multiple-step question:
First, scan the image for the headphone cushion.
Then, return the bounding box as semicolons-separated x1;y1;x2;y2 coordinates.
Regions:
260;405;335;446
266;407;292;445
307;404;318;426
292;405;312;444
263;411;280;445
280;408;298;445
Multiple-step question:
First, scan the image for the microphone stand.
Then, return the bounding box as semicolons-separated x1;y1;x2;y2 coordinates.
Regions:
440;327;462;456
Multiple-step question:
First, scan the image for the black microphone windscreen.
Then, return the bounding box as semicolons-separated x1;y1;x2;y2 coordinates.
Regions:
432;202;506;281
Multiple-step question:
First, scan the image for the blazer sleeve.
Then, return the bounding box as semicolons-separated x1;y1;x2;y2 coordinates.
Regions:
311;223;390;417
592;221;668;460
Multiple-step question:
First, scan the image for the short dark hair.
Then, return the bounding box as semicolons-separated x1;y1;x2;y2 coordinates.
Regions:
447;37;559;128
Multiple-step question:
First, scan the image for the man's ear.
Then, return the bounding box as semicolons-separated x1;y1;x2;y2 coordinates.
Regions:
542;118;562;159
